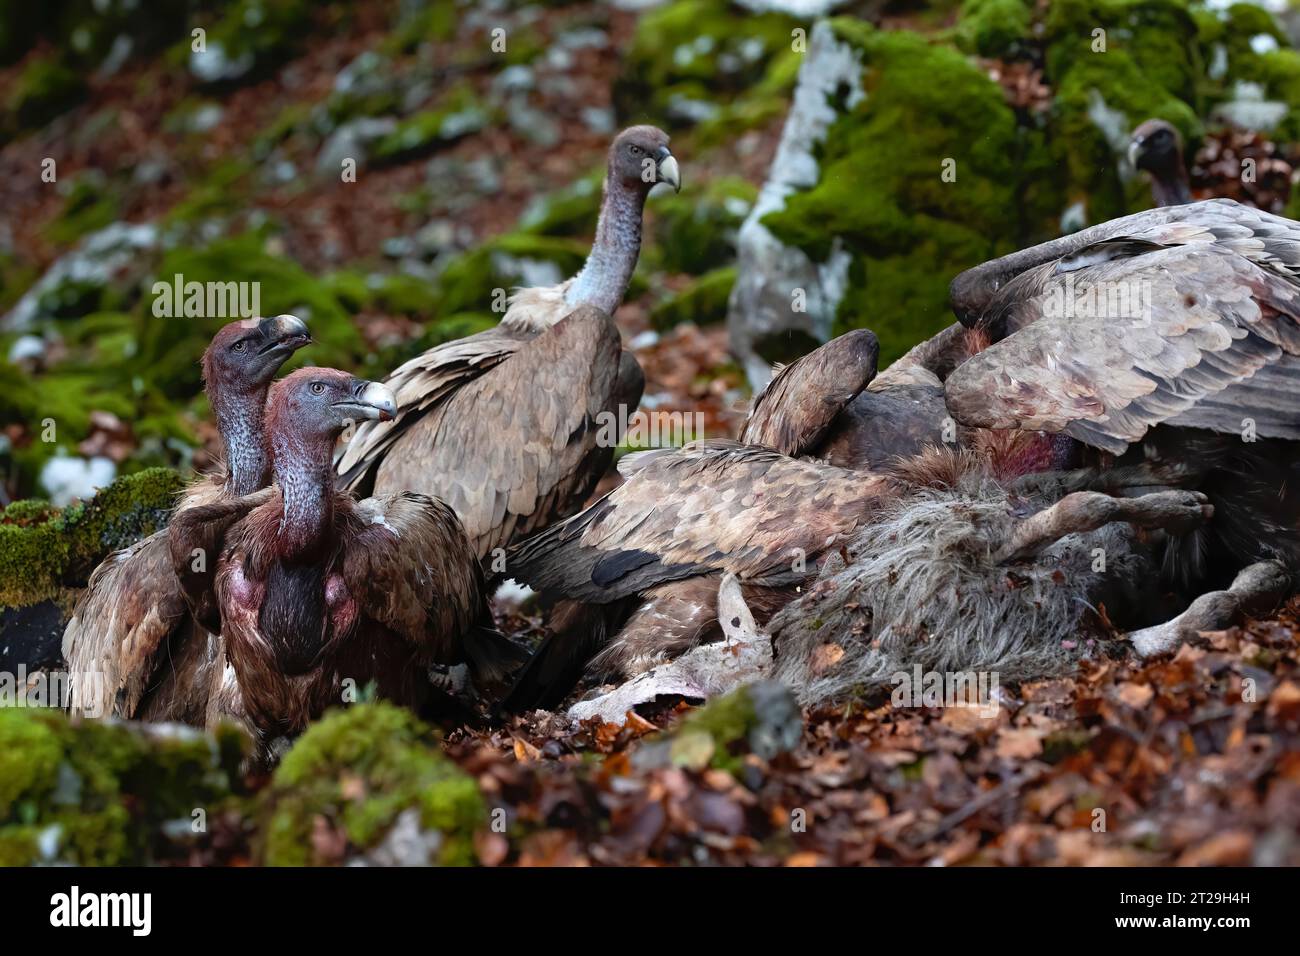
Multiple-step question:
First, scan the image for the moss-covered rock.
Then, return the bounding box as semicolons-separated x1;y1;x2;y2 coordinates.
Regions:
956;0;1036;59
0;467;183;608
649;177;756;276
259;703;485;866
0;708;246;865
611;0;803;129
1037;0;1209;220
762;20;1057;364
370;88;492;164
636;681;802;776
651;266;737;330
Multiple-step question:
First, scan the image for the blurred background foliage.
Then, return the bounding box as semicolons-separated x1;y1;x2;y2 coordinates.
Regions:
0;0;1297;511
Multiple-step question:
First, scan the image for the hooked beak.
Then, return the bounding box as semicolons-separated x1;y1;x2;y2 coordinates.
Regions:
1127;138;1143;170
655;147;681;192
334;380;397;422
257;314;312;355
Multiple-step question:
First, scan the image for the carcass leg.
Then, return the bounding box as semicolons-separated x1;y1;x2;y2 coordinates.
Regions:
996;489;1212;564
1129;560;1292;658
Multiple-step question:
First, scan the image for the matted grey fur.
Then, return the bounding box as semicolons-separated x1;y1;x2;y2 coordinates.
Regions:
770;463;1151;706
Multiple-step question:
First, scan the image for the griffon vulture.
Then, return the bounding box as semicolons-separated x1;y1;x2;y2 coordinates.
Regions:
335;126;681;559
62;315;311;721
170;368;521;746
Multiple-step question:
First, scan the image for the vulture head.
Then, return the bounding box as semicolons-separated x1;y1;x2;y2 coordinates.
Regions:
202;314;311;398
268;368;397;451
1128;119;1191;206
610;125;679;193
1128;119;1182;176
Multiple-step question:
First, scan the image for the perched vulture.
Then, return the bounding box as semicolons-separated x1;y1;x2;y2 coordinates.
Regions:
945;198;1300;587
335;126;681;559
62;315;311;721
1129;118;1191;207
500;439;901;710
170;368;521;746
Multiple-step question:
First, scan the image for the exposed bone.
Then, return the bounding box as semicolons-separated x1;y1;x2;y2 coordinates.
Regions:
1129;560;1292;658
566;573;773;725
996;489;1212;564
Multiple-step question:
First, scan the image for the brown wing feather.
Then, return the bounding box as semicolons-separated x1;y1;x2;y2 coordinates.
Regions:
507;439;898;602
740;329;879;457
341;493;486;663
370;306;630;558
945;242;1300;454
334;324;532;491
62;475;229;719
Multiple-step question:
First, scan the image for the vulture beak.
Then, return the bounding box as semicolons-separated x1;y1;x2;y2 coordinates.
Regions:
335;380;397;422
655;147;681;192
1127;138;1143;169
258;314;312;355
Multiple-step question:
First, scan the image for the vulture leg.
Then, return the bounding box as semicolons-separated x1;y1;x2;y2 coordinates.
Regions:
1129;560;1292;658
995;490;1212;564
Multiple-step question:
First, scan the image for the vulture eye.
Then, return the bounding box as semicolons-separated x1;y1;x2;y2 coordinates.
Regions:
628;144;642;156
310;382;326;395
232;340;248;352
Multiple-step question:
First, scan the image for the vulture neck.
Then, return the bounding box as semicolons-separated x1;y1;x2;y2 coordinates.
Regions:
210;382;272;498
1151;166;1191;207
271;434;335;562
565;175;646;315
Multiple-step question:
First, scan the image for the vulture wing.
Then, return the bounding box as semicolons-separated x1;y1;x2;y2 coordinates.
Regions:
740;329;879;457
365;306;636;559
62;477;227;719
949;198;1300;322
334;324;532;492
341;493;488;664
63;531;187;718
506;439;895;602
945;240;1300;454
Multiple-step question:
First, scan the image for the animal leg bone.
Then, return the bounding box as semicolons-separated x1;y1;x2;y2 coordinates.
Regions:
996;490;1212;564
566;573;773;726
1128;560;1292;658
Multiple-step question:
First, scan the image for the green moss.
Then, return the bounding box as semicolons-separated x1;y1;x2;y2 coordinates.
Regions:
956;0;1036;59
260;703;484;866
370;88;491;164
3;54;86;138
1042;0;1203;219
196;0;314;86
649;177;755;275
659;682;802;775
0;467;184;608
0;708;245;865
43;173;122;247
651;266;736;330
612;0;803;128
763;21;1055;364
138;233;367;398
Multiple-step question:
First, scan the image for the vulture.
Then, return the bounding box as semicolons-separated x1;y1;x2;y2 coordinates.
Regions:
335;126;681;559
500;439;897;710
945;197;1300;599
62;314;311;721
169;368;520;747
1129;118;1191;207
